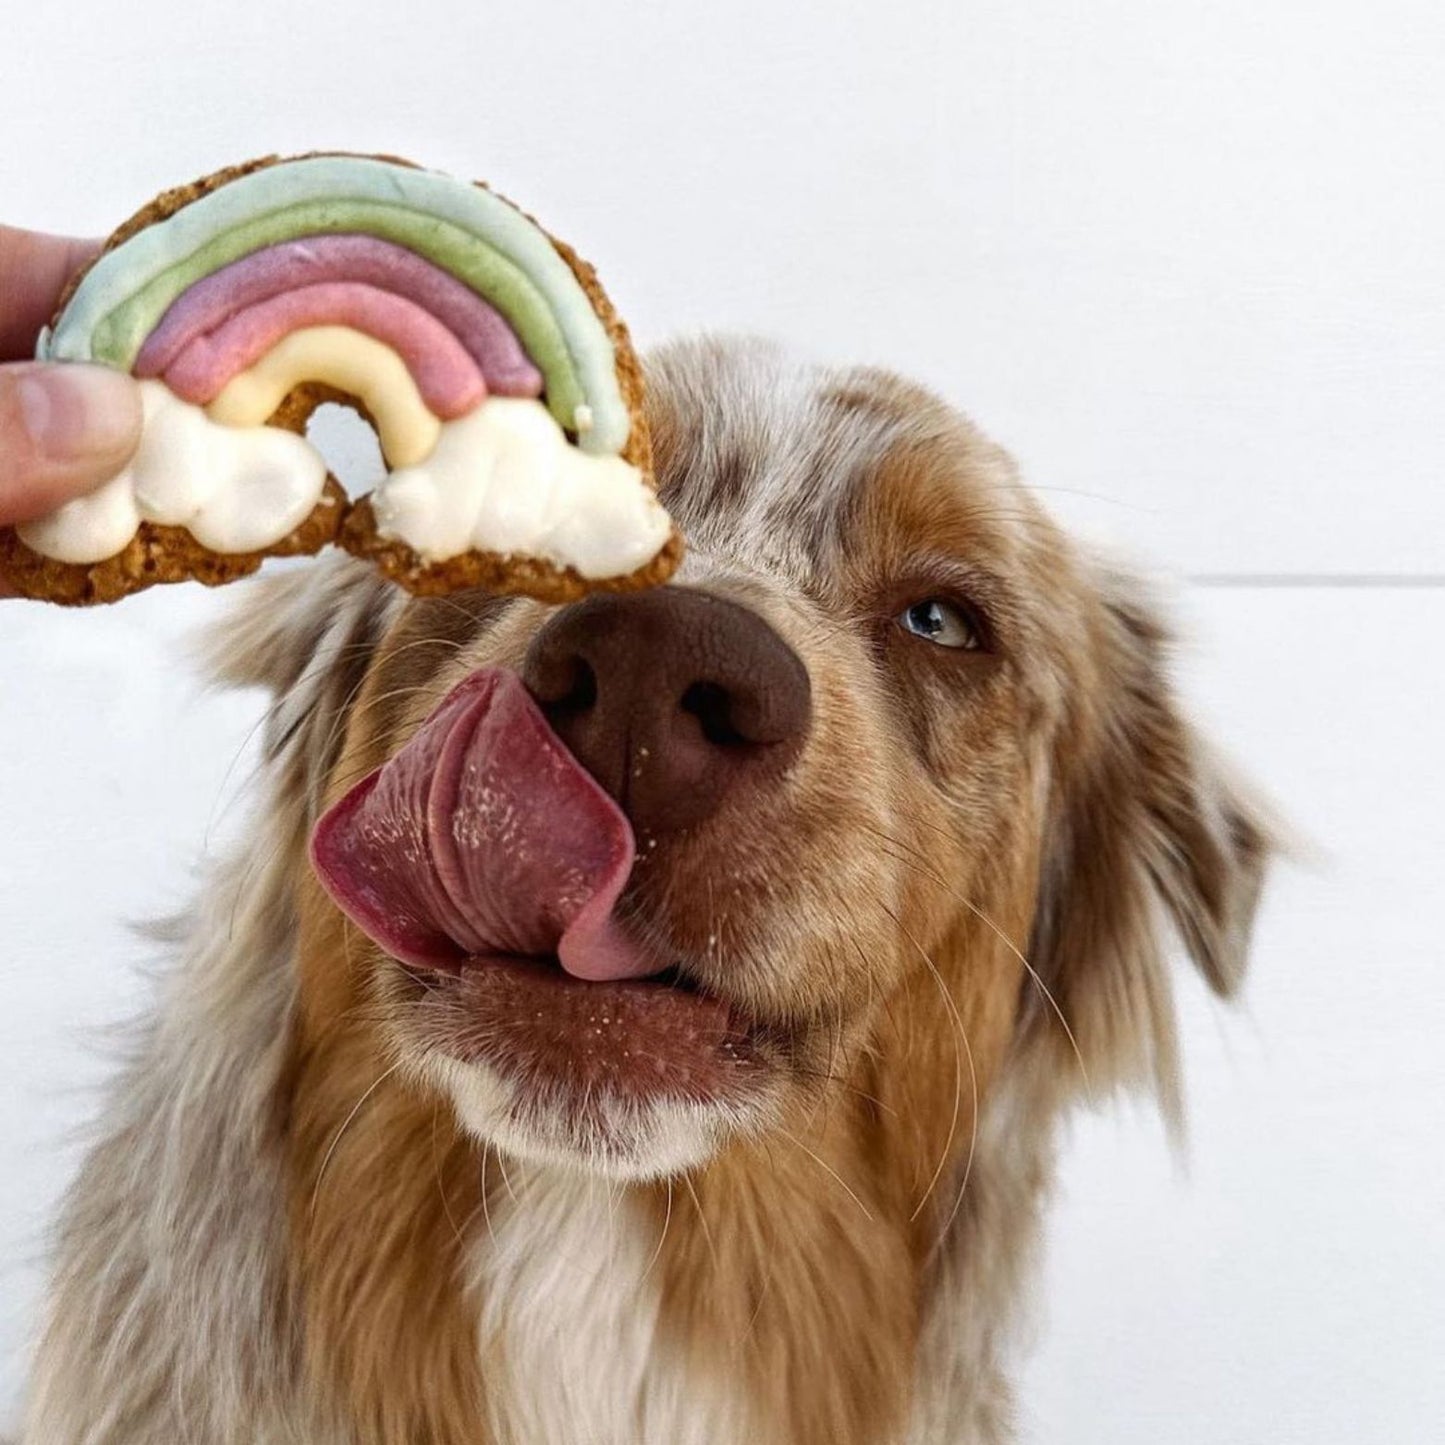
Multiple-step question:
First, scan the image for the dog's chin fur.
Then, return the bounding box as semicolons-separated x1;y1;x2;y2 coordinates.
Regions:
416;1052;777;1183
19;336;1271;1445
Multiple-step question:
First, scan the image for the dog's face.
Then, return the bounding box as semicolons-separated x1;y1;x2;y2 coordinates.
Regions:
289;336;1265;1188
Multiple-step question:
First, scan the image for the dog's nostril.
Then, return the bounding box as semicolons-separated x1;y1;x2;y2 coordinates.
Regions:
534;655;598;714
680;681;750;747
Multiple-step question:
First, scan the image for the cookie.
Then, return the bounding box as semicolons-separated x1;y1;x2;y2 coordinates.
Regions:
1;153;681;605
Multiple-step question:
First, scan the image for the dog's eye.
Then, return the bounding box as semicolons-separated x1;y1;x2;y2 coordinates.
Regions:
896;599;983;650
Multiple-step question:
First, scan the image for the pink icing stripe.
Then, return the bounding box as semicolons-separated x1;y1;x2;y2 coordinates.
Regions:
161;283;488;418
134;234;543;397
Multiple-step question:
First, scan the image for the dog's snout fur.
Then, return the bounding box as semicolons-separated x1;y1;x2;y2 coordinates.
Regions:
521;587;812;835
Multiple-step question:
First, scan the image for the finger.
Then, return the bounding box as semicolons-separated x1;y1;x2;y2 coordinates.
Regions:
0;228;102;362
0;362;142;525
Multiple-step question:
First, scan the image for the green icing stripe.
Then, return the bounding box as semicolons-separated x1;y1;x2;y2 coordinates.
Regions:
43;157;629;456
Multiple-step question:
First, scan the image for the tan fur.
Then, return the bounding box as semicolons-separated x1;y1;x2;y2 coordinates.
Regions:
20;336;1269;1444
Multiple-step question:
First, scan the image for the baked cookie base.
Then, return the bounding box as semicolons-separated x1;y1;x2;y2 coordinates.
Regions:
0;383;356;606
340;497;684;603
0;476;346;607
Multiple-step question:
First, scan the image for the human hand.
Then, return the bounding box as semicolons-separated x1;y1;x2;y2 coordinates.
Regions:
1;226;143;595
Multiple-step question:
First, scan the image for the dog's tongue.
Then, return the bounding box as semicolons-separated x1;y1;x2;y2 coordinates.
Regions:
310;669;656;982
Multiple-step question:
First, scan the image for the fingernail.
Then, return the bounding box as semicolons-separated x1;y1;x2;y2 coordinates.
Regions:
16;365;141;461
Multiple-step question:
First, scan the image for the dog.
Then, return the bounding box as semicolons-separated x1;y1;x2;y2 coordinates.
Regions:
18;335;1269;1445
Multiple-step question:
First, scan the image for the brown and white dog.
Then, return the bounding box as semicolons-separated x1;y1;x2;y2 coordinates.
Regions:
20;336;1269;1445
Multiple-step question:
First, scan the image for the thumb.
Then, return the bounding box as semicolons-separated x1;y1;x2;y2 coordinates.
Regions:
0;363;142;526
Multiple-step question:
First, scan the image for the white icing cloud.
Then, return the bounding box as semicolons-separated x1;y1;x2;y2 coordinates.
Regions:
19;384;670;583
371;397;672;578
18;381;328;564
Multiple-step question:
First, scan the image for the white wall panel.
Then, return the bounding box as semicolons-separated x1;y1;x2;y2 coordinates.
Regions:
1021;585;1445;1443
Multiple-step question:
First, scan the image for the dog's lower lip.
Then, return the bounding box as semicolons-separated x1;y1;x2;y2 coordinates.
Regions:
416;951;700;993
406;952;767;1104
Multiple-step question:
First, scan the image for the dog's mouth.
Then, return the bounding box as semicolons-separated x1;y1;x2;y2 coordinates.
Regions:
310;667;773;1105
403;953;764;1105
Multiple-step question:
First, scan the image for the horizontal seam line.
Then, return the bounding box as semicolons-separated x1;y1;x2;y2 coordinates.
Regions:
1186;574;1445;588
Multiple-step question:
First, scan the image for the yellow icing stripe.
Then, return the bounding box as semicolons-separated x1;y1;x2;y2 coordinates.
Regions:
205;326;441;467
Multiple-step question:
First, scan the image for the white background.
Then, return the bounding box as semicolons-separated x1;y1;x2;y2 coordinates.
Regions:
2;2;1442;1440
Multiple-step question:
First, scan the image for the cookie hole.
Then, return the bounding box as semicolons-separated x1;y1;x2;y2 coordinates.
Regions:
305;404;386;494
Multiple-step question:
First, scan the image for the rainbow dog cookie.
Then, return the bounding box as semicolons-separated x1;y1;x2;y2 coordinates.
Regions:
0;154;682;605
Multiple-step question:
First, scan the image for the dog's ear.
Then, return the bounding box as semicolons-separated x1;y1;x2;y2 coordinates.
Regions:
198;554;398;818
1028;570;1272;1121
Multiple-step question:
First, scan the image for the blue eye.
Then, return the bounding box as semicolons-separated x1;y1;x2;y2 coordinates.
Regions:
897;599;983;650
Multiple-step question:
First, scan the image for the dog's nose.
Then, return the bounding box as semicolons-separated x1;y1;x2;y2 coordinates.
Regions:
521;588;811;835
